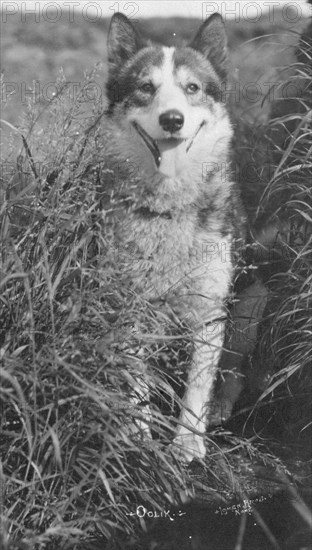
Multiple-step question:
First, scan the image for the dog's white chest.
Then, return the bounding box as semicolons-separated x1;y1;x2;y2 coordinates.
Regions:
116;213;233;319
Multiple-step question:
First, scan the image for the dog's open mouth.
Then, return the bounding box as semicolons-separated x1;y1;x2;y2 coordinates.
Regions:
132;122;204;176
132;122;162;167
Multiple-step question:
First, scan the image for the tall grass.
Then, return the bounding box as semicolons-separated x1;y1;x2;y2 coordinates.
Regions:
258;35;311;411
0;68;194;549
233;30;311;409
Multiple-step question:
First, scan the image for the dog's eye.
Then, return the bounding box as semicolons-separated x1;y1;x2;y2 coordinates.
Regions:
186;83;200;94
140;82;155;94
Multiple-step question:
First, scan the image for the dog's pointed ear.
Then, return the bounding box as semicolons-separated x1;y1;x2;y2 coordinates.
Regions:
189;13;228;80
108;13;145;68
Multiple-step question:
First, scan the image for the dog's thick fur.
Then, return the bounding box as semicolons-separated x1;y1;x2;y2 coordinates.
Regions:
103;13;260;462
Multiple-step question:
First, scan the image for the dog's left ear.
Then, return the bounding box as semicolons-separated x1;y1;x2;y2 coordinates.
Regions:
189;13;228;81
108;13;146;68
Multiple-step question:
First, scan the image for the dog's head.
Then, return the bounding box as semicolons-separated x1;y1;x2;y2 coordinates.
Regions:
106;13;229;175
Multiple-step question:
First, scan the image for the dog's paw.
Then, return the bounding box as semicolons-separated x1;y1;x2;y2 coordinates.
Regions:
171;432;206;464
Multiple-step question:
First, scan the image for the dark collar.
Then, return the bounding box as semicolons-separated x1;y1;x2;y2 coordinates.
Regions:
134;206;172;219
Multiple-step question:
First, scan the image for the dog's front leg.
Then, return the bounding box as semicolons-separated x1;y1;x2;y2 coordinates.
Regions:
172;318;225;462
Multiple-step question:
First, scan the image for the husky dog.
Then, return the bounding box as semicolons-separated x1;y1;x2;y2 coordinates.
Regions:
104;12;258;462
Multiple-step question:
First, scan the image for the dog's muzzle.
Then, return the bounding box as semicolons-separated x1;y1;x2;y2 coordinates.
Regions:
132;122;205;168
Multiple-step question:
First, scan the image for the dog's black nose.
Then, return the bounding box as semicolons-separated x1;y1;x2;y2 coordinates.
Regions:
159;110;184;133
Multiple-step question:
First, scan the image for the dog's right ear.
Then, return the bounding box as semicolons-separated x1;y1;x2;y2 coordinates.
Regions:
189;13;228;81
108;13;145;68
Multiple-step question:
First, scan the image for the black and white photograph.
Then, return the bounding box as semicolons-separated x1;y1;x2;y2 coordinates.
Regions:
1;0;312;548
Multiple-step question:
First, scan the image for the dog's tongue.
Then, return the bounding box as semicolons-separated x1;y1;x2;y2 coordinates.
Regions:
156;138;187;177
